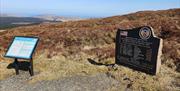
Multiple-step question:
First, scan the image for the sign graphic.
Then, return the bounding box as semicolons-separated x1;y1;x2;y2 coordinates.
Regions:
139;27;151;40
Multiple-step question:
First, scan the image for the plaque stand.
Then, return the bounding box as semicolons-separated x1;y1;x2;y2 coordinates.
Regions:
13;58;34;76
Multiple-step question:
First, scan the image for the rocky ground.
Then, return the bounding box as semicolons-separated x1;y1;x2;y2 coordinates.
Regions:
0;71;121;91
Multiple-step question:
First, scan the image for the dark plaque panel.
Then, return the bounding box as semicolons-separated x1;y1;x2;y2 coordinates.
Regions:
115;26;162;75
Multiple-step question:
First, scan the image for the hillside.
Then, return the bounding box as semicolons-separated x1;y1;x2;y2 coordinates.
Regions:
0;8;180;91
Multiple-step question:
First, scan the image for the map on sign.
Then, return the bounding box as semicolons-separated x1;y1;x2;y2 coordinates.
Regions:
5;36;39;59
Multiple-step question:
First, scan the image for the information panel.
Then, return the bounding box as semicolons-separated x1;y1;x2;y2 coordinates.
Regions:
5;36;39;59
115;26;162;75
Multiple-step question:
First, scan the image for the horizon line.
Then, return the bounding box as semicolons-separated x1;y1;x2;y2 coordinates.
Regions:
1;8;179;18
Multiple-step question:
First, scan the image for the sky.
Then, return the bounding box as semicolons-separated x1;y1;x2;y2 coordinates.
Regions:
0;0;180;18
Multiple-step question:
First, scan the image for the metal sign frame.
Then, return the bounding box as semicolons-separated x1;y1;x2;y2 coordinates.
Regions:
5;36;39;59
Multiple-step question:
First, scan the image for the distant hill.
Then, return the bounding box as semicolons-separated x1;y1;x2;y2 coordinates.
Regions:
0;14;84;29
0;14;82;29
34;15;83;22
0;15;61;29
0;17;48;25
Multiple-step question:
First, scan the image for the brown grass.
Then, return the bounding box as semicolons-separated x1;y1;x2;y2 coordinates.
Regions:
29;52;108;83
108;63;180;91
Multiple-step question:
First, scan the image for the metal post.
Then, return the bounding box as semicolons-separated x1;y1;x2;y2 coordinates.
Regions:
14;58;19;75
29;58;34;76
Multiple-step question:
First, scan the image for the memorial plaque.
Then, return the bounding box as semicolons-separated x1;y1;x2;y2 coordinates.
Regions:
115;26;163;75
5;36;39;59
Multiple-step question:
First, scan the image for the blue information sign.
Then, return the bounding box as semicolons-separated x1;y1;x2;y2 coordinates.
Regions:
5;36;39;59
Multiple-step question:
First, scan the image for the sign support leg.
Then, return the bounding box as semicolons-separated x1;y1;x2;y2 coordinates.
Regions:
29;58;34;76
14;58;19;75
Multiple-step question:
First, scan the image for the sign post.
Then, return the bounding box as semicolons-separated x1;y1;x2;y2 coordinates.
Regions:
115;26;163;75
29;58;34;76
5;36;39;76
14;58;19;75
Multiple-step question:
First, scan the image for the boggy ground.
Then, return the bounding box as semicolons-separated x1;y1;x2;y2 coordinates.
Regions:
0;8;180;91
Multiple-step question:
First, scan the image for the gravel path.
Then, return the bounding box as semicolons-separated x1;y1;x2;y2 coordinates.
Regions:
0;71;120;91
